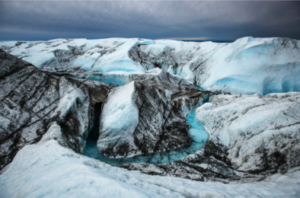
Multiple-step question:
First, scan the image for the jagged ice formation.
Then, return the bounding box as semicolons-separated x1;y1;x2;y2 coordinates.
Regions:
0;37;300;197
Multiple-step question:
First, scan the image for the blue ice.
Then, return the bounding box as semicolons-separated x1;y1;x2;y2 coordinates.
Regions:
86;74;129;86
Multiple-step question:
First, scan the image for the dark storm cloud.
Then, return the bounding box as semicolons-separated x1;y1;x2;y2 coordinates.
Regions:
0;1;300;41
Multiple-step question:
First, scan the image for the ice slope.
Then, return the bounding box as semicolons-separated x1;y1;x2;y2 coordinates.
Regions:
122;92;300;181
200;37;300;95
98;82;139;156
0;49;116;170
1;132;300;198
196;92;300;173
1;37;299;95
0;38;149;72
130;37;300;95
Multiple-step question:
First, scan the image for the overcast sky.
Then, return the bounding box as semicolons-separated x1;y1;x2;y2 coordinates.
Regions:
0;0;300;41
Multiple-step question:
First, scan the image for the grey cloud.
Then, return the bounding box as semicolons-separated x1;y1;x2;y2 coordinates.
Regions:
0;1;299;41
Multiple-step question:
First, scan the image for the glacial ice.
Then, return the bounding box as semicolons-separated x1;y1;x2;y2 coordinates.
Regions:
195;92;300;172
186;109;209;146
86;72;130;86
97;82;139;156
1;37;299;95
1;37;300;197
1;138;300;198
85;107;209;166
92;71;210;162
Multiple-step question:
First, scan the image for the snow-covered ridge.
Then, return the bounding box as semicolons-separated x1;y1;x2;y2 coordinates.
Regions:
1;137;300;198
1;37;300;95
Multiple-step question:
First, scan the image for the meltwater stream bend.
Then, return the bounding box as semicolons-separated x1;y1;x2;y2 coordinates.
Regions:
83;105;209;166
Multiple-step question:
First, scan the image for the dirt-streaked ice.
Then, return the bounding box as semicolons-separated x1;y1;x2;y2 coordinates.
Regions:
1;137;300;198
1;37;299;95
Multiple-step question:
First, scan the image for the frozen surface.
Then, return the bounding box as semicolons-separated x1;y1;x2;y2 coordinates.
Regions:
1;137;300;198
0;38;148;73
130;37;300;95
52;77;90;141
84;108;209;166
98;82;139;156
1;37;299;94
199;37;300;95
94;74;210;161
196;92;300;173
0;47;117;170
1;37;300;196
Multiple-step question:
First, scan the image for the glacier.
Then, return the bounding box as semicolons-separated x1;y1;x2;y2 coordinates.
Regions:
195;92;300;173
1;135;300;198
0;36;300;197
1;37;300;95
93;70;210;163
84;105;209;166
0;48;116;169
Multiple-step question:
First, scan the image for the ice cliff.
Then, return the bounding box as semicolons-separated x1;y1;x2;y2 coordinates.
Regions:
0;37;300;197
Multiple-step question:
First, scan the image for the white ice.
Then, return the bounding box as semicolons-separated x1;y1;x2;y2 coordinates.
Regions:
98;81;139;156
1;136;300;198
195;92;300;172
1;37;299;94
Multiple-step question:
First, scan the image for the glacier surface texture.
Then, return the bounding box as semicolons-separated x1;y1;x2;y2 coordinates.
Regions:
0;37;300;197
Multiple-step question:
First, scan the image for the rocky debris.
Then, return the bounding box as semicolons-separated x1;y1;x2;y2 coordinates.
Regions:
129;43;199;73
0;49;116;170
